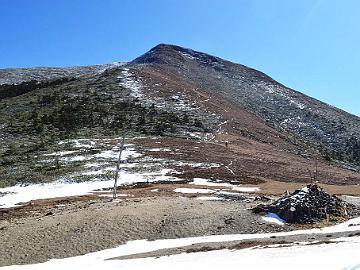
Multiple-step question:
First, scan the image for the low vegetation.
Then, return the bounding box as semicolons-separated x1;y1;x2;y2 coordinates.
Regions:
0;68;212;187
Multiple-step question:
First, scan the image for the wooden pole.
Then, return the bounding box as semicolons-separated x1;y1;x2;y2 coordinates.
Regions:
113;130;126;199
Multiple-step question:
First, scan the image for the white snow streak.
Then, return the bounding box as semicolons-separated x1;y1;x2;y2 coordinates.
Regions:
119;68;143;98
174;188;216;194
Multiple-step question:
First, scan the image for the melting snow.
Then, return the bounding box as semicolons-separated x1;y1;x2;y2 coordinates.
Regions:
190;178;260;193
84;163;101;168
174;188;216;194
148;148;172;152
0;167;178;208
0;180;115;208
262;212;286;225
196;196;224;201
61;139;96;149
62;155;89;162
232;186;260;193
119;68;143;98
95;147;142;160
190;178;234;187
43;150;78;156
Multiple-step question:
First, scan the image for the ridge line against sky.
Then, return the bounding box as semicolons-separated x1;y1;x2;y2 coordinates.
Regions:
1;0;359;116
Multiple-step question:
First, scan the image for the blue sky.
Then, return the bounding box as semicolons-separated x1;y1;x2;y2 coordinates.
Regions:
1;0;359;116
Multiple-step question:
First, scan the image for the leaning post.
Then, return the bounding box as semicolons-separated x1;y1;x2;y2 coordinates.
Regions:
113;130;126;199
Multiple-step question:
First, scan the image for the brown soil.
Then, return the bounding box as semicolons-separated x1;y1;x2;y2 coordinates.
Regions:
129;64;360;188
133;135;360;189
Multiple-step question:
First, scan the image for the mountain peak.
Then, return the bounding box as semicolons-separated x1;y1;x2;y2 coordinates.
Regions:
131;43;212;65
149;43;184;52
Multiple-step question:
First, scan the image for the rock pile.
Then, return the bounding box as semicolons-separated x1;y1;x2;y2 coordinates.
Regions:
252;184;359;224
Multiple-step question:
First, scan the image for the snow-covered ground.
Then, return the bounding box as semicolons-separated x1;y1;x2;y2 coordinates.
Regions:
2;216;360;270
0;139;181;208
0;180;113;208
0;168;177;208
0;139;229;208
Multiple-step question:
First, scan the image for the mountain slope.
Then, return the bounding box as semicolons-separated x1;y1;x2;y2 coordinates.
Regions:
131;44;360;167
0;44;359;188
0;64;123;85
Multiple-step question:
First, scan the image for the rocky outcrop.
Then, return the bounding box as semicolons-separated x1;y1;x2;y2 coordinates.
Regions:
252;184;359;224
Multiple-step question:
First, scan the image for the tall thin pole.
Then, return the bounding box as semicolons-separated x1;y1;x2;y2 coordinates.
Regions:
113;130;126;199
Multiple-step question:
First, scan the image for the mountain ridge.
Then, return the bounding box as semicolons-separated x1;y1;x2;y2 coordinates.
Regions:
134;44;359;117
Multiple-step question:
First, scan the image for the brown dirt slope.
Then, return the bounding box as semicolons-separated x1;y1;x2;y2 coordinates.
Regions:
129;64;360;185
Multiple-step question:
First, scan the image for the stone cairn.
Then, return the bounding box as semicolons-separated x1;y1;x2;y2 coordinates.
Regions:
252;184;359;224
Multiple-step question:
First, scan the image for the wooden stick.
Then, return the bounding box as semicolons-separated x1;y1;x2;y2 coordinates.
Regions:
113;130;126;199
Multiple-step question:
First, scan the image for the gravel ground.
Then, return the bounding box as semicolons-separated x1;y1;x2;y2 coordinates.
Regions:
0;192;359;267
0;196;295;266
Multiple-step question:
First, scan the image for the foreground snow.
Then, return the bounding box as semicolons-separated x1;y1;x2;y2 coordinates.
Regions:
2;216;360;270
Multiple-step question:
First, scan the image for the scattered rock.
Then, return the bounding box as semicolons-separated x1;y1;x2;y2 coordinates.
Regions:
44;211;54;216
254;195;271;202
348;232;360;237
252;184;359;224
224;217;234;225
218;193;247;201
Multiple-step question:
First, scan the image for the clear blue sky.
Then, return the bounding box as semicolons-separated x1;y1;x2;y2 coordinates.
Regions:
1;0;359;116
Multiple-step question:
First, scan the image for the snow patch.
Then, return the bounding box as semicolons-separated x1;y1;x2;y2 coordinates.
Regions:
174;188;216;194
43;150;78;156
148;148;172;152
232;186;260;193
196;196;224;201
190;178;260;193
180;52;196;60
119;68;143;98
0;180;114;208
262;212;286;225
0;167;177;209
190;178;233;187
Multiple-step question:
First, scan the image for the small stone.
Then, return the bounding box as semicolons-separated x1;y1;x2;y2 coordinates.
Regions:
44;211;53;216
